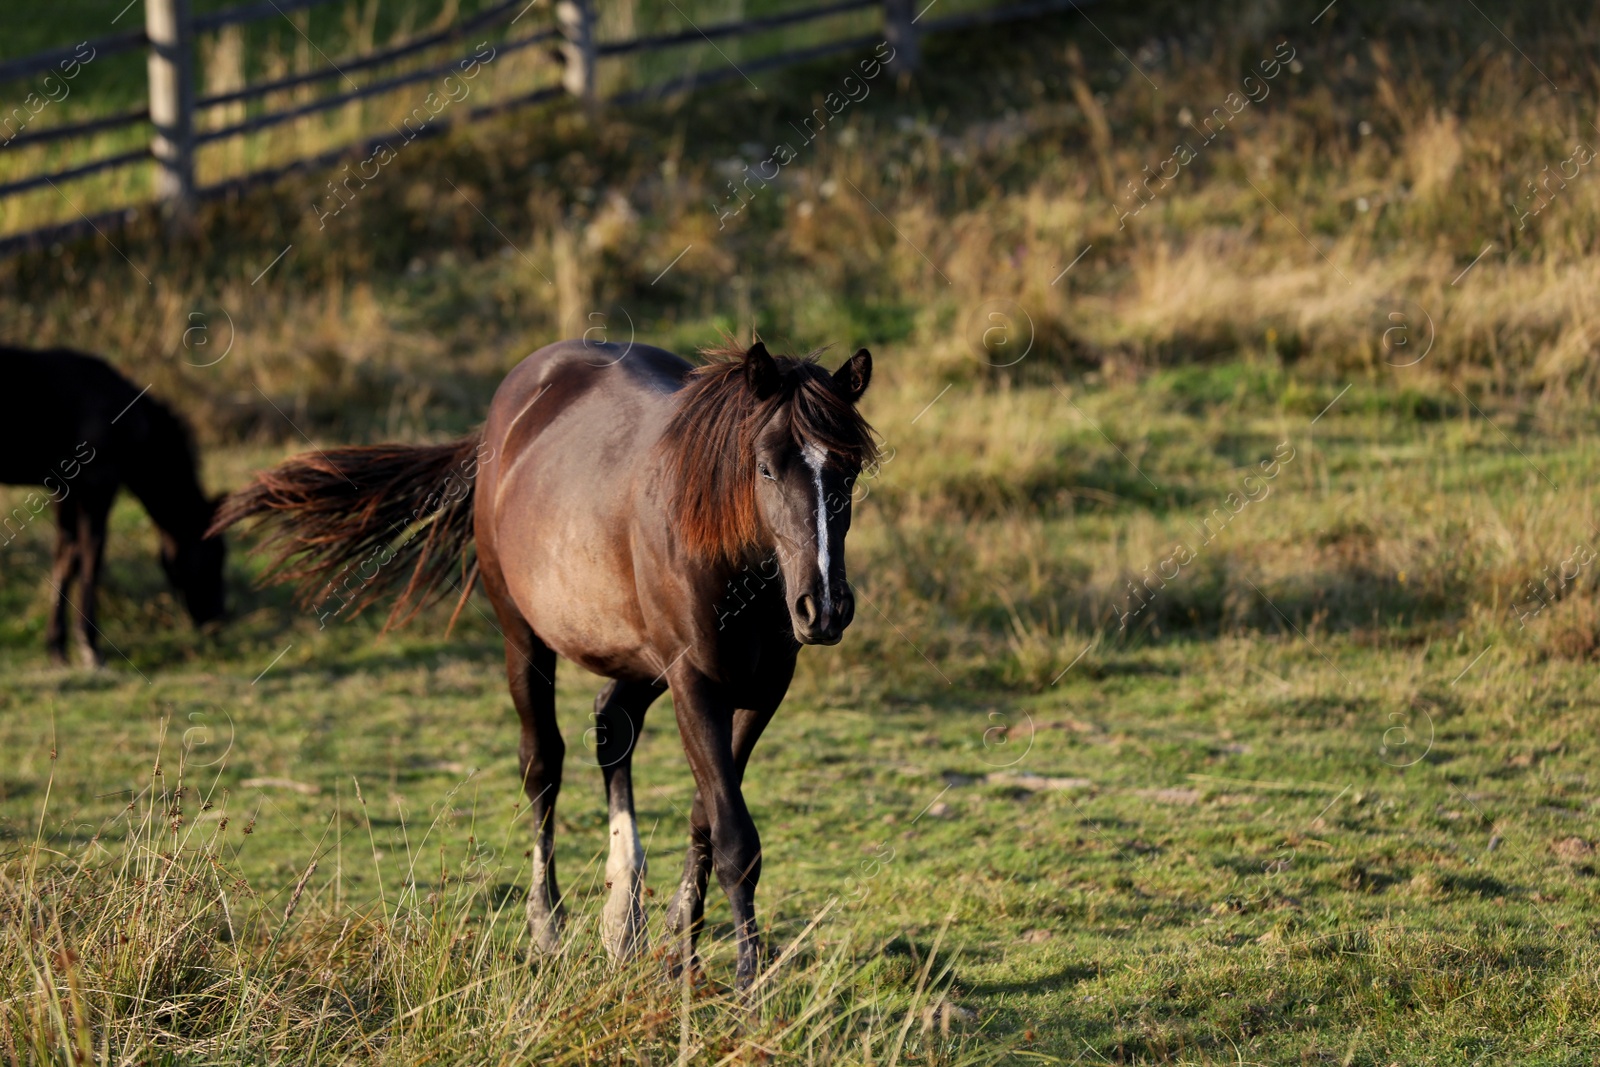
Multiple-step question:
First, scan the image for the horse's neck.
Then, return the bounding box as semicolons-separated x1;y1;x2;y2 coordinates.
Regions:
713;542;788;611
123;441;209;540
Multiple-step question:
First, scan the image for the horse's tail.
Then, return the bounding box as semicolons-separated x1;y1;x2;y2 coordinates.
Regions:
209;431;486;630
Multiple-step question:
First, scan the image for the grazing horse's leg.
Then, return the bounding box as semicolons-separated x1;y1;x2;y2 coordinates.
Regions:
666;676;778;990
500;615;564;955
71;487;114;669
45;499;82;664
594;679;665;961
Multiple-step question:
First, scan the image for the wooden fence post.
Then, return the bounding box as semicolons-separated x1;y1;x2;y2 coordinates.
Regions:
146;0;196;207
557;0;598;110
884;0;920;73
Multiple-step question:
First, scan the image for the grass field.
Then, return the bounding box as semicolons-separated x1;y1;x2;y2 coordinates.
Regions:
6;0;1600;1062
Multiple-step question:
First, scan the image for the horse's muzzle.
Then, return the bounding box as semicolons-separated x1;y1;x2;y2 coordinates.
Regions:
792;588;854;645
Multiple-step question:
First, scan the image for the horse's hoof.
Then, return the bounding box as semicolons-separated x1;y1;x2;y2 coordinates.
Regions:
665;957;722;998
660;942;703;982
663;891;699;942
526;900;564;956
733;939;771;995
601;896;647;962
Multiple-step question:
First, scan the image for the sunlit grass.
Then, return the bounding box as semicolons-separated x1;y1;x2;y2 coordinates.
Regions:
2;736;979;1064
5;0;1600;1061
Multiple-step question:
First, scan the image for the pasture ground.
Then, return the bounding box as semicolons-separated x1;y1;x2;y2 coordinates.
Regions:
6;0;1600;1062
5;373;1600;1064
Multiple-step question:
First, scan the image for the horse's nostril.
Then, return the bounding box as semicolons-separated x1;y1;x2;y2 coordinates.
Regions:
796;593;818;627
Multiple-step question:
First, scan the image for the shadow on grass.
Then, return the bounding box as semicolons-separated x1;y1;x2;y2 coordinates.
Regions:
964;961;1098;998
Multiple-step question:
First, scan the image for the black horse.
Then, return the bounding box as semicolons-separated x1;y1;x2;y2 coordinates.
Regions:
0;347;227;666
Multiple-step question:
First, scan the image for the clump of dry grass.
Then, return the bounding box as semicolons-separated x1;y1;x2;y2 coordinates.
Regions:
0;748;984;1065
819;347;1600;693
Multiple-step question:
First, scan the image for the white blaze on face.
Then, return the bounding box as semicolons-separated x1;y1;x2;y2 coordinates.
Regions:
802;443;831;616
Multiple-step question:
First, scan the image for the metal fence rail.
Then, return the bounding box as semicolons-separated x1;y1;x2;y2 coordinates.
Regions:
193;29;557;145
0;0;1096;253
0;29;147;85
196;0;538;108
4;107;151;151
595;0;877;56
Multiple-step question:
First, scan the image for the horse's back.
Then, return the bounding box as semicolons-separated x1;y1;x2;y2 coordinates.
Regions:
0;346;137;486
493;341;688;416
484;340;689;480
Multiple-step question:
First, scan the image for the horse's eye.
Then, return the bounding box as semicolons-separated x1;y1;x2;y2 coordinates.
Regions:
758;462;775;480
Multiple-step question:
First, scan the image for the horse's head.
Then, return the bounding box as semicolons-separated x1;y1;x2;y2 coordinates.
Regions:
160;496;228;627
664;340;877;645
744;344;873;645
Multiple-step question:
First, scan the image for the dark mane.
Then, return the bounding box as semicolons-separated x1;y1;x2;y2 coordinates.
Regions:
121;389;209;533
660;344;877;561
139;394;200;471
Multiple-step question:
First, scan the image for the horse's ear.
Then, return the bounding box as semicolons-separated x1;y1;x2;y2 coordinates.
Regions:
832;348;872;402
743;341;780;398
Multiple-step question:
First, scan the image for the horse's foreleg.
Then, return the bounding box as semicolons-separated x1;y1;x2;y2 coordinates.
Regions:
664;787;712;973
668;674;777;991
503;618;563;955
595;679;664;961
45;500;81;663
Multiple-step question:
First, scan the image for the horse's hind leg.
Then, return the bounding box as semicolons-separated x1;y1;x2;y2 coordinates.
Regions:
595;679;664;961
501;615;564;954
45;499;82;664
70;488;113;669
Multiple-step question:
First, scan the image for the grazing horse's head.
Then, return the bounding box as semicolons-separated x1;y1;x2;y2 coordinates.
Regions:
160;496;228;626
664;341;876;645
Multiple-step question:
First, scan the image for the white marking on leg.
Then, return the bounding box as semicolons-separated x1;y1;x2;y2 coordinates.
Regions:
802;444;831;616
531;841;550;892
602;809;647;960
606;809;645;884
528;840;561;952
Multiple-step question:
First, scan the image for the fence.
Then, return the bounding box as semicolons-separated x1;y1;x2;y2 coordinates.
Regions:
0;0;1095;253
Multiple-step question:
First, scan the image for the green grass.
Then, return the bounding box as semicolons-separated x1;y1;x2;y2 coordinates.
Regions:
7;0;1600;1060
6;368;1600;1063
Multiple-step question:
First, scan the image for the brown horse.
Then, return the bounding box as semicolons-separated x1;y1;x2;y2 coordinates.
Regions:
214;339;875;988
0;346;227;666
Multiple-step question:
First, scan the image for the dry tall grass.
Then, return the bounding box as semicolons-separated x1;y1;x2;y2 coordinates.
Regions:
1;746;979;1064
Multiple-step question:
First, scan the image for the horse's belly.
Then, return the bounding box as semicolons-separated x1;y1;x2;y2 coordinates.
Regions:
480;340;688;682
493;486;659;679
518;552;654;678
